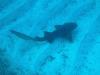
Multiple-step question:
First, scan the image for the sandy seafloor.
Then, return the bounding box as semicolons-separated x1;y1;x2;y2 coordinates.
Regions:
0;0;100;75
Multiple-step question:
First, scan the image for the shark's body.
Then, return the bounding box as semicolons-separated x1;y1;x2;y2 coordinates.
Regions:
34;23;77;43
10;22;77;43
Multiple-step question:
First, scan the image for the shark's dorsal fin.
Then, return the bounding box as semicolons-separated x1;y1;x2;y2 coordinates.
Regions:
44;31;51;35
55;25;62;29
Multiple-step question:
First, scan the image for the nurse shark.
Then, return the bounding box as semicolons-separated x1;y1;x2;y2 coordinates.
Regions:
10;22;77;43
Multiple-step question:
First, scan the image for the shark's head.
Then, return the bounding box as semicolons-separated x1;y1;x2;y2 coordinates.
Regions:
63;22;77;31
55;22;77;31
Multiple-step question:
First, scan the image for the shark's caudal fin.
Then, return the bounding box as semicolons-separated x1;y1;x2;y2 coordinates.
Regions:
10;30;46;42
10;30;34;40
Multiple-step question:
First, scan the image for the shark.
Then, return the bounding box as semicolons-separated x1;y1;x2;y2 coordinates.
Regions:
10;22;77;43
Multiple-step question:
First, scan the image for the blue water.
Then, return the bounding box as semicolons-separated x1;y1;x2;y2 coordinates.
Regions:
0;0;100;75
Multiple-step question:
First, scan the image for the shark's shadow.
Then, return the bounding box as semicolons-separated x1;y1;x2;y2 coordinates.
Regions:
10;22;77;43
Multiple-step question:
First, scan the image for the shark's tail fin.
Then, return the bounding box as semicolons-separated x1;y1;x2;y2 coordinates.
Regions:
10;30;34;40
10;30;45;42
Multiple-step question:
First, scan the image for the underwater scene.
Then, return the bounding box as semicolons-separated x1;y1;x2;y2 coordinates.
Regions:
0;0;100;75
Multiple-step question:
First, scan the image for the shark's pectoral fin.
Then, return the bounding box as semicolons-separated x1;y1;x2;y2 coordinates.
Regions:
66;33;73;42
46;38;54;43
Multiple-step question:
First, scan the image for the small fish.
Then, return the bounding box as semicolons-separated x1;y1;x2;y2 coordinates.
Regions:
10;22;77;43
